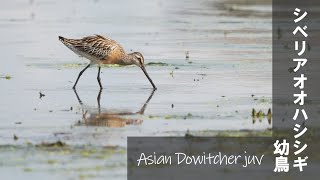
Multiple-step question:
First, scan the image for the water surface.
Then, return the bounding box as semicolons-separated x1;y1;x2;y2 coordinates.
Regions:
0;0;271;179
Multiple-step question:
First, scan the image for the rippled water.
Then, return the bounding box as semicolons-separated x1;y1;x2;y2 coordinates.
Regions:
0;0;271;179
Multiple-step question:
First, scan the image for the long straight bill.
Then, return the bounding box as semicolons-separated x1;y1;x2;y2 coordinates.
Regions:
140;66;157;90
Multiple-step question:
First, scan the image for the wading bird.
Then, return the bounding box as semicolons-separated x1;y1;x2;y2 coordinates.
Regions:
59;35;156;89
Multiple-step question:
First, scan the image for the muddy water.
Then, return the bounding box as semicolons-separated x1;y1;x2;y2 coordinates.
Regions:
0;0;271;179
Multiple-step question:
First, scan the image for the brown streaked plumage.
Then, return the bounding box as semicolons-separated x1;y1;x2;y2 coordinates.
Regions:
58;34;156;89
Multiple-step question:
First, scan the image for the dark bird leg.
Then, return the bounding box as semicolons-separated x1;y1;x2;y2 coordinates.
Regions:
97;88;103;114
73;88;83;105
97;66;103;89
73;64;90;89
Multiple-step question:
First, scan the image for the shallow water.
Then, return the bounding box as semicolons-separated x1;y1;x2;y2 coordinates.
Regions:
0;0;271;179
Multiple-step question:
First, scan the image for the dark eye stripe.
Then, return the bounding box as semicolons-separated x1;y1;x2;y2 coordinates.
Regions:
139;58;143;64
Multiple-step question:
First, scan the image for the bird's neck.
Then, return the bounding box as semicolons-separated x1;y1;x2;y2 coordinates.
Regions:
121;53;137;66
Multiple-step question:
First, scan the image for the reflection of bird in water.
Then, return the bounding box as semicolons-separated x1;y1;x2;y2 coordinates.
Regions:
74;89;155;128
59;35;156;89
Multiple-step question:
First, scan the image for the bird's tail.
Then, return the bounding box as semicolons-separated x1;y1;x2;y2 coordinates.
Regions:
59;36;66;41
59;36;70;46
58;36;80;49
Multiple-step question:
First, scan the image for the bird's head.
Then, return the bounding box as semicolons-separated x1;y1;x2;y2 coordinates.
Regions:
128;52;157;90
128;52;145;67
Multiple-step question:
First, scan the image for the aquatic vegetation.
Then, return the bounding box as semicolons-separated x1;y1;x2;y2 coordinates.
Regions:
267;108;272;120
251;108;272;124
253;96;271;104
216;130;272;137
37;141;66;148
252;108;256;117
47;159;58;165
185;129;272;137
0;74;12;80
147;113;199;120
146;62;168;66
23;168;33;172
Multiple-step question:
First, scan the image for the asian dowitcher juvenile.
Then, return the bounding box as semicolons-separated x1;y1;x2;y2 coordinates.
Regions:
58;34;156;89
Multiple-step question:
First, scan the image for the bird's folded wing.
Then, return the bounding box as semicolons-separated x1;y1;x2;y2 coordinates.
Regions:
73;35;118;59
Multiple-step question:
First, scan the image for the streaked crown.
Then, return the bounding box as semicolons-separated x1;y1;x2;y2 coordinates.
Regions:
128;52;145;66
